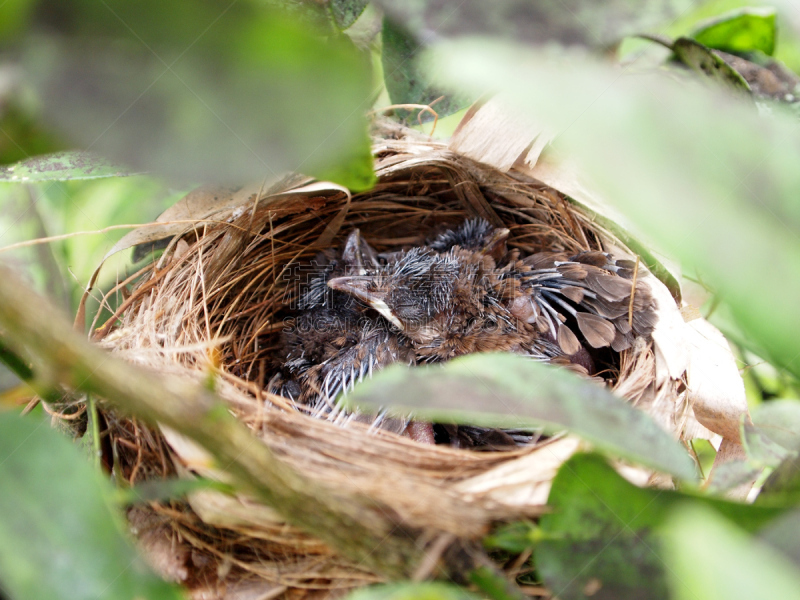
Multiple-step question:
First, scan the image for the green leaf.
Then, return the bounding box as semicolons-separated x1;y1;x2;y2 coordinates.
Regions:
483;521;540;553
537;453;785;600
707;457;764;495
345;582;483;600
381;18;470;121
751;399;800;454
312;128;377;191
0;151;135;182
692;7;777;56
743;421;793;468
330;0;369;30
672;37;752;95
347;352;696;480
20;1;373;187
0;99;67;165
719;400;800;498
758;508;800;569
0;412;184;599
469;566;526;600
431;41;800;377
662;504;800;600
757;455;800;506
0;0;35;40
376;0;695;50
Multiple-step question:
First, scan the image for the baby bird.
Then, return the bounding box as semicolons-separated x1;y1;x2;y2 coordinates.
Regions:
280;218;657;448
328;245;546;362
279;229;412;421
427;218;511;260
328;218;657;366
510;250;656;354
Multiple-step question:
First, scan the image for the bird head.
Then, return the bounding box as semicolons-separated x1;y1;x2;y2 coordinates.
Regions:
428;218;510;261
327;247;462;337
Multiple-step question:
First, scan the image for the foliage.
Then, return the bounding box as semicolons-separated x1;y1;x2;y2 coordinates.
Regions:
0;412;185;599
349;352;696;479
537;453;787;599
2;1;800;599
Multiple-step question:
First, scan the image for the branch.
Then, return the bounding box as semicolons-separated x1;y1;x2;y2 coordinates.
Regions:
0;264;442;579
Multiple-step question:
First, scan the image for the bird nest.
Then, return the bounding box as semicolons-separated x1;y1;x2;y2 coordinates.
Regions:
87;126;712;598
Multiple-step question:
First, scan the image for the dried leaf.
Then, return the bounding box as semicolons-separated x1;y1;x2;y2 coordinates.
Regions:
449;96;551;171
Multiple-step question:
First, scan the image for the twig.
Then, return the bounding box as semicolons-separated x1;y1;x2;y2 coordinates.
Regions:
412;533;456;581
0;263;447;580
0;219;251;254
372;100;442;137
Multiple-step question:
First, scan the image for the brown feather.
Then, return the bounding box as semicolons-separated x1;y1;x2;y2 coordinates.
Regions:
588;272;635;301
616;259;637;270
557;324;582;355
576;312;617;348
611;329;632;352
525;252;565;269
560;285;585;303
535;315;550;333
572;251;609;267
584;298;628;319
557;264;588;280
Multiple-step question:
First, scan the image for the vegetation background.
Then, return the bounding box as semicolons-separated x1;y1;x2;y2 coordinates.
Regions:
2;0;800;598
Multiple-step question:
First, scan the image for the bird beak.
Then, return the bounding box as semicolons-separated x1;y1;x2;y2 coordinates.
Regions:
481;227;510;260
341;229;380;275
342;229;366;275
327;276;404;330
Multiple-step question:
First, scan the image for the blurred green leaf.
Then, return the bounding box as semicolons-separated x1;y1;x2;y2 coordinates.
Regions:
538;453;785;600
0;177;182;319
672;37;752;94
0;151;135;182
313;128;376;191
483;521;540;553
381;18;470;121
711;401;800;495
708;400;800;496
431;41;800;377
375;0;694;50
0;412;184;599
692;7;776;56
0;98;67;165
758;454;800;506
0;0;35;41
345;582;483;600
751;399;800;452
348;352;696;480
662;504;800;600
19;0;373;187
707;457;764;494
759;508;800;569
469;566;525;600
743;421;793;467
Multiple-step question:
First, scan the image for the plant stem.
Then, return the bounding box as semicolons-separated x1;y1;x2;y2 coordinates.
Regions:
0;263;448;580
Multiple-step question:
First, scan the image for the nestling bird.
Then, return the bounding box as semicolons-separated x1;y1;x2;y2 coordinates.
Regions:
328;219;656;367
277;229;418;434
279;217;657;447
